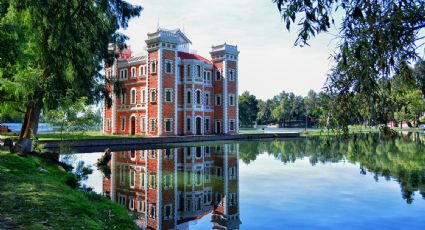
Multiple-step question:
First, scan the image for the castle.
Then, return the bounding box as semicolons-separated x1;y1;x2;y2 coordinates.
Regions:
103;28;239;136
102;143;241;229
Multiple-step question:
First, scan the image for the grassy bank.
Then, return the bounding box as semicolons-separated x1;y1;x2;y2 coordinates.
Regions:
0;148;138;230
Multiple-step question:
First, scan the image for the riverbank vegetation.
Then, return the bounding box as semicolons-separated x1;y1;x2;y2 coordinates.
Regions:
0;148;138;229
239;60;425;131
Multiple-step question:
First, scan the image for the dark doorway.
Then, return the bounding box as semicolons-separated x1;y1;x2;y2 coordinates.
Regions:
196;117;202;135
130;116;136;135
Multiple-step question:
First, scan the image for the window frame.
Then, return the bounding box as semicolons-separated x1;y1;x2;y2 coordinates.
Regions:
164;118;173;132
164;88;173;102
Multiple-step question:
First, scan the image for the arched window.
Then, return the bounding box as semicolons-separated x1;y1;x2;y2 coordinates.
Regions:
196;90;202;104
150;89;156;102
131;67;136;78
187;90;192;104
130;88;136;104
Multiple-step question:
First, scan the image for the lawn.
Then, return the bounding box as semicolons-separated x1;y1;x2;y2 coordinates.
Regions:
0;148;138;229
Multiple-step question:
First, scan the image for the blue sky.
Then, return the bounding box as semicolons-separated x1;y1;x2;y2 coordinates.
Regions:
122;0;340;99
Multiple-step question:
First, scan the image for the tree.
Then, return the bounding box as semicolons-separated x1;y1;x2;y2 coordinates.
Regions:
238;91;259;127
257;99;274;125
0;0;142;152
274;0;425;131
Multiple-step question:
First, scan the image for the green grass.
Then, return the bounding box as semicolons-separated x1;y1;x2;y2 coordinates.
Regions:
0;148;138;230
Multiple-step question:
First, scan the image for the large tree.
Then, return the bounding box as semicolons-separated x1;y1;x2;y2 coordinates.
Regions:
274;0;425;131
0;0;142;152
238;91;259;127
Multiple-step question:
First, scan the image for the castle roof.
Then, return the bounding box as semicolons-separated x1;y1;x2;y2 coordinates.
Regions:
178;51;211;64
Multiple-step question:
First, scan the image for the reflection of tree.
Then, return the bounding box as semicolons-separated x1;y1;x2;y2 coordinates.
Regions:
238;134;425;203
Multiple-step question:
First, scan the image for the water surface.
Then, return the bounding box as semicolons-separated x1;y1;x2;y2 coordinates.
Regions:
60;133;425;229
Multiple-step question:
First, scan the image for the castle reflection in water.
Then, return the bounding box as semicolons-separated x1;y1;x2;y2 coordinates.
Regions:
102;143;241;229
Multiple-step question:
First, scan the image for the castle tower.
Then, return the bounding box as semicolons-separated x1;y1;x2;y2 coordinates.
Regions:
145;29;191;135
210;44;239;134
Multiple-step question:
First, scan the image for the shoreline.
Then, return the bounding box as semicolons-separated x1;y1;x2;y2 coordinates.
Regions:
40;133;300;150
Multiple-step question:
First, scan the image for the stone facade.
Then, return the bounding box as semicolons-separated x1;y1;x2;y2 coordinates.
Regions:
103;28;239;136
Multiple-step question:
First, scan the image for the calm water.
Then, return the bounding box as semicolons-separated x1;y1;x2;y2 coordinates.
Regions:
60;133;425;229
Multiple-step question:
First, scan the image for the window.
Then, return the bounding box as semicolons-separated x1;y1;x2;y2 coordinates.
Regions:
149;204;156;219
149;173;157;188
215;94;221;106
230;193;237;205
130;169;136;188
205;118;210;131
150;89;156;102
164;148;173;159
149;149;156;158
118;195;126;206
164;204;172;219
119;166;125;185
196;90;202;104
205;93;209;106
215;69;221;80
165;118;172;132
187;65;191;78
120;69;128;80
150;60;157;73
140;116;146;132
130;150;136;160
131;67;136;79
229;69;235;81
120;92;126;105
138;65;146;77
140;89;146;103
165;89;172;102
165;60;173;74
164;174;172;188
130;88;136;104
229;94;235;106
203;71;206;80
140;150;147;160
187;90;192;104
140;170;146;188
229;119;235;131
229;167;236;179
138;200;146;213
195;147;202;158
120;116;126;131
187;118;191;131
216;167;222;177
150;119;156;132
196;65;201;77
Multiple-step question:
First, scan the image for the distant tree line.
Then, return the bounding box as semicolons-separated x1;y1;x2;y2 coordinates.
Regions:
239;59;425;129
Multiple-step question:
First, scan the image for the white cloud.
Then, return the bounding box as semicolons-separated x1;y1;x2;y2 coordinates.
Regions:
124;0;339;99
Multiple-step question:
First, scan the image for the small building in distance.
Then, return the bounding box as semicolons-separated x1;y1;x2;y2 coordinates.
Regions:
103;28;239;136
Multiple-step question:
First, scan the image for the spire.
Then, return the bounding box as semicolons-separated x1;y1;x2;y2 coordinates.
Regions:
156;17;160;31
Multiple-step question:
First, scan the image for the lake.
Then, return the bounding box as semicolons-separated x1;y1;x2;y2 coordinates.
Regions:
60;133;425;229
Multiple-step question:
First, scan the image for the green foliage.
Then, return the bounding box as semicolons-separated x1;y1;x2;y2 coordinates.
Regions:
0;0;142;145
238;91;259;127
42;96;101;137
274;0;425;131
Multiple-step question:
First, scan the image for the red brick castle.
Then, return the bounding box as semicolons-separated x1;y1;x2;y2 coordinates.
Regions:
103;28;239;136
102;143;241;229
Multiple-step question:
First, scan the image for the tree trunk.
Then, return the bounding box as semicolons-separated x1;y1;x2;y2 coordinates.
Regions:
13;95;43;154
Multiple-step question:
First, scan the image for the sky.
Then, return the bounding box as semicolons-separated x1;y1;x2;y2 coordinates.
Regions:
123;0;340;99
